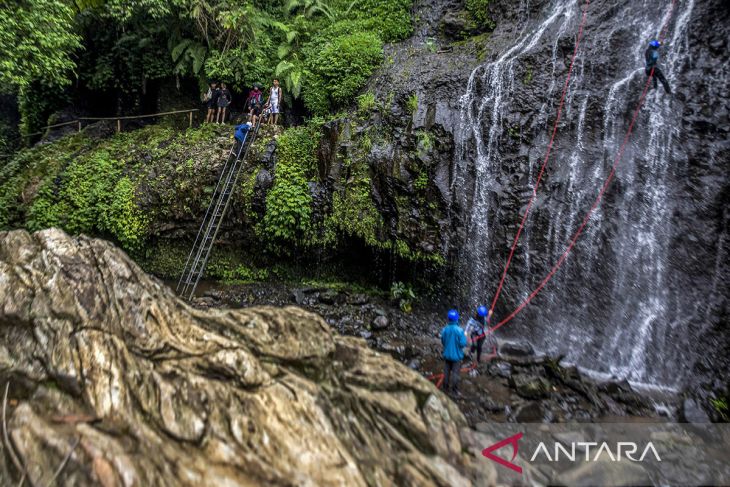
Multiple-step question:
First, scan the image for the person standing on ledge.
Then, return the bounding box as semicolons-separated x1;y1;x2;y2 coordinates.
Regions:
645;39;672;94
216;82;232;124
441;309;467;396
265;78;282;125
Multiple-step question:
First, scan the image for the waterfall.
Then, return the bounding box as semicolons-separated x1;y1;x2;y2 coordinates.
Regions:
455;0;698;387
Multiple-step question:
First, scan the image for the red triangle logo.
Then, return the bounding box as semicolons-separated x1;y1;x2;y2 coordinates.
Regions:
481;432;524;474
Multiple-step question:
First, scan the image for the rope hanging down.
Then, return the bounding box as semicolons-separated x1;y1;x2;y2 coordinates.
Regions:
489;0;678;334
489;0;591;314
425;1;592;389
426;0;679;389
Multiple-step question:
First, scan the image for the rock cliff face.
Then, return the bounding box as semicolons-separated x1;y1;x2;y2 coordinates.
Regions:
0;229;489;486
447;0;729;390
347;0;728;390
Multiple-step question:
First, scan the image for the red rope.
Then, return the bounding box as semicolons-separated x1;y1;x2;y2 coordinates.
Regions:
490;0;678;333
489;0;591;313
426;0;679;387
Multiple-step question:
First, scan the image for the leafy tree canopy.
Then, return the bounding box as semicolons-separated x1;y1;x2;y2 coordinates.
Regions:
0;0;82;91
2;0;414;128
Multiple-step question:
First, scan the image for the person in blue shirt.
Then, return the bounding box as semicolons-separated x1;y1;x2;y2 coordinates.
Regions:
441;309;467;395
645;39;671;94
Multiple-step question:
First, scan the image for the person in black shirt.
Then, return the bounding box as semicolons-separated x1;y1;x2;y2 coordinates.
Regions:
216;83;232;124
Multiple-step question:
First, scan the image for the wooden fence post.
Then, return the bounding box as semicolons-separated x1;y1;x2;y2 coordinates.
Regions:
78;121;82;133
117;119;121;133
189;111;193;128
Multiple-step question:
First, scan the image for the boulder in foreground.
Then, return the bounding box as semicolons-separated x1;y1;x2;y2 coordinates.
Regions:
0;229;482;486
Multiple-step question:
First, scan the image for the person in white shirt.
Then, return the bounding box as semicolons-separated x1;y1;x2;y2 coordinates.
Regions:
265;79;282;125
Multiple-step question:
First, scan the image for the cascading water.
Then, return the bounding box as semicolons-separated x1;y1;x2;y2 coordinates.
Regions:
454;0;702;387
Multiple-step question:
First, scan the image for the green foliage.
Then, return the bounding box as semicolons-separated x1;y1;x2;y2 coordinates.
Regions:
0;0;82;91
416;130;433;151
357;92;376;115
344;0;413;42
205;44;274;90
359;132;372;152
261;126;318;247
26;148;147;249
328;163;383;247
287;0;357;22
106;177;148;249
414;171;428;191
390;281;416;313
18;82;71;136
711;397;729;421
465;0;495;29
524;65;533;84
424;37;437;53
406;93;418;115
206;257;269;283
303;32;382;114
0;124;241;252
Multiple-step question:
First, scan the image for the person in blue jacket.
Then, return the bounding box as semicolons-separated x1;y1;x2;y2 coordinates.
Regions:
441;309;467;395
645;39;671;94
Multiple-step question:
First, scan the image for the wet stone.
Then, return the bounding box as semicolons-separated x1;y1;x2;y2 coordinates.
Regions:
500;341;535;357
372;315;390;330
510;373;551;399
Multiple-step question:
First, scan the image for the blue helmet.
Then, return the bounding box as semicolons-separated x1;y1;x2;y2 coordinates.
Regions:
477;306;489;317
649;39;660;48
447;309;459;322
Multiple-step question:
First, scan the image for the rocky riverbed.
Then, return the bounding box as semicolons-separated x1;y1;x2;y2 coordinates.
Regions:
190;280;687;427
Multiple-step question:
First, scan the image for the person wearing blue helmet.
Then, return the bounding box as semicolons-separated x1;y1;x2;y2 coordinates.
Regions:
441;309;467;395
465;306;492;364
645;39;672;94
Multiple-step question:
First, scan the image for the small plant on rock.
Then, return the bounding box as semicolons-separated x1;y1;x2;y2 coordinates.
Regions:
357;92;376;115
711;397;729;421
406;93;418;115
391;281;416;313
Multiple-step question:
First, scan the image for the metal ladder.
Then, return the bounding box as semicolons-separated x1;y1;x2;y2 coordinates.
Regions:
176;121;261;300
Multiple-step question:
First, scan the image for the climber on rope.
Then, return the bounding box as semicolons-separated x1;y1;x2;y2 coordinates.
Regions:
645;39;672;94
465;306;493;366
441;309;467;396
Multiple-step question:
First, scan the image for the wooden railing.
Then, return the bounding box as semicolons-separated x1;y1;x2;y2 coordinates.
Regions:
18;108;199;139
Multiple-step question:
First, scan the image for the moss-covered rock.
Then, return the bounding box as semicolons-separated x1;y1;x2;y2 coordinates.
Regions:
0;116;449;283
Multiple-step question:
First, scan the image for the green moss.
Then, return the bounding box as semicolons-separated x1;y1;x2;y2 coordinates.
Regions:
206;254;269;284
240;169;259;221
711;397;729;421
416;130;433;152
466;0;495;30
0;124;236;252
141;243;270;284
524;65;533;85
359;132;373;152
139;242;190;278
357;92;376;115
261;126;319;249
328;167;383;247
414;171;428;191
406;93;418;115
24;148;147;249
392;238;446;265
